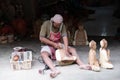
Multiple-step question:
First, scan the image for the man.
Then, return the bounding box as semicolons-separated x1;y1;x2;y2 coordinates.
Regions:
39;14;91;78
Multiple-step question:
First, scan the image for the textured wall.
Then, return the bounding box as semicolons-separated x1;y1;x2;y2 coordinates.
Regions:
84;6;119;36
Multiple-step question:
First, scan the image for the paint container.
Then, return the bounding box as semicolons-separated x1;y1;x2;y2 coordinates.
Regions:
0;35;7;44
7;34;14;43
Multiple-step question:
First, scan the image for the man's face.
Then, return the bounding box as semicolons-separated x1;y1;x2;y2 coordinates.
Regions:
53;22;61;28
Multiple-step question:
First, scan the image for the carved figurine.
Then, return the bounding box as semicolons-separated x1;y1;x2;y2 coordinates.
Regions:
88;40;100;71
99;39;114;69
73;23;88;46
55;43;76;66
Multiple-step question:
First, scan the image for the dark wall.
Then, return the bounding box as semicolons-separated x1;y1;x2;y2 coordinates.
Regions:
0;0;120;37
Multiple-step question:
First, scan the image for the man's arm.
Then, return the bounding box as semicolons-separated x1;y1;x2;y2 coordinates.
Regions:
61;24;69;50
63;36;68;51
40;36;56;48
39;21;57;48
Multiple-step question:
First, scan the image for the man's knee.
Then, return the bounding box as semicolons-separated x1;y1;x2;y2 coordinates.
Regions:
40;51;49;58
70;47;76;51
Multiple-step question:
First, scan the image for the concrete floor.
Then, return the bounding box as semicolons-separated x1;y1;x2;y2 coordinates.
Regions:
0;38;120;80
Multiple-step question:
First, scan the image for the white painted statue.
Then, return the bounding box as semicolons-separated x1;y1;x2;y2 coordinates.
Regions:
99;39;114;69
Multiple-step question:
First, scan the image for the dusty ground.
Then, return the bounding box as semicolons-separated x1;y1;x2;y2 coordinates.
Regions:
0;38;120;80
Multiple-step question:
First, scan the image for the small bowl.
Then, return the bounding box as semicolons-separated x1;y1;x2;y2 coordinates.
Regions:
13;47;23;51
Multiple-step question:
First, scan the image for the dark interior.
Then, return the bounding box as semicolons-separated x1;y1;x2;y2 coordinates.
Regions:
0;0;120;41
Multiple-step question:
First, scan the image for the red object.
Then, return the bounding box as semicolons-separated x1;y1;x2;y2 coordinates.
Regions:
0;25;14;35
12;18;27;36
13;55;19;61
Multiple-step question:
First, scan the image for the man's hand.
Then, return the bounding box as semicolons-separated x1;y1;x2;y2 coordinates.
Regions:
65;49;71;57
53;43;62;49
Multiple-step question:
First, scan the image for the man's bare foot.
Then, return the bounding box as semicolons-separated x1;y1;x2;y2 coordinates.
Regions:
79;64;92;70
50;70;61;78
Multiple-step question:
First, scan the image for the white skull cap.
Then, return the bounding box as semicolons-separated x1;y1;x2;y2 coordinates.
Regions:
51;14;63;23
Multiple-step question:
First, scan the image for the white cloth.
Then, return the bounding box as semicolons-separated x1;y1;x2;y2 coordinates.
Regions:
40;46;52;55
51;14;63;23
